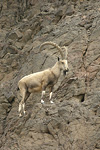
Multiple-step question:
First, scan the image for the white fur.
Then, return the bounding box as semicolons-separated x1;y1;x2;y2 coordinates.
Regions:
49;92;53;100
18;103;22;112
50;100;54;104
41;99;44;104
22;103;26;114
42;91;45;96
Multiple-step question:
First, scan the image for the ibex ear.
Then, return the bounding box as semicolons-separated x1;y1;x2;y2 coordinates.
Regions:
58;57;60;61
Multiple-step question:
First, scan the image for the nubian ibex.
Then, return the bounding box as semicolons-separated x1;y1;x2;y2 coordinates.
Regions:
18;42;69;116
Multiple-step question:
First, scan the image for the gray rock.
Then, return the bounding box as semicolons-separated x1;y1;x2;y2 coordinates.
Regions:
0;0;100;150
22;29;32;42
7;30;23;40
66;5;74;16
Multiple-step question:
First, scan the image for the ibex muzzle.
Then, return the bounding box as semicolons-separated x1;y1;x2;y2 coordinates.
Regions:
63;68;69;75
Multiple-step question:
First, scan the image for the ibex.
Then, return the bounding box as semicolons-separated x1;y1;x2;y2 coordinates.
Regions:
18;41;69;116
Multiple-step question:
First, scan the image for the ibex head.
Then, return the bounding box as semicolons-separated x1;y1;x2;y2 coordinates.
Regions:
40;41;69;75
57;57;69;75
60;46;69;75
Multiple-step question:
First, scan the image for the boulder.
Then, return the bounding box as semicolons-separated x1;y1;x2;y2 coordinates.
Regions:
22;29;32;43
7;30;23;40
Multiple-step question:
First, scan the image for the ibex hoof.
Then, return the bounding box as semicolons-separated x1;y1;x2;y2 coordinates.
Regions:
24;111;26;114
50;101;54;104
41;99;44;104
19;113;22;117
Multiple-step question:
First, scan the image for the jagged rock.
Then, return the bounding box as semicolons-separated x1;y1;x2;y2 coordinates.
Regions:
5;93;15;103
0;44;19;59
22;29;32;42
0;74;4;81
0;0;100;150
7;30;23;40
14;42;24;50
66;5;74;16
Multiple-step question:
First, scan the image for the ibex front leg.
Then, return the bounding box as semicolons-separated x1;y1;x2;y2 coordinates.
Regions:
49;86;54;104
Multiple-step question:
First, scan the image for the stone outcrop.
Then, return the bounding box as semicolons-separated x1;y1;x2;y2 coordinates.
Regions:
0;0;100;150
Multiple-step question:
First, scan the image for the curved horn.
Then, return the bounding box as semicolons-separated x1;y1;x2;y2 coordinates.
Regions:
40;41;64;59
61;46;68;59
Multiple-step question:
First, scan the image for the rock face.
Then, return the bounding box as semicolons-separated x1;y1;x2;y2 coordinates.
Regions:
0;0;100;150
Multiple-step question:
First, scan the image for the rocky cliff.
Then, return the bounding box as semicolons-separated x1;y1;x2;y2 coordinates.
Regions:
0;0;100;150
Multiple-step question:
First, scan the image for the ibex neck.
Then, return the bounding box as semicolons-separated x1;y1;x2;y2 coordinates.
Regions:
51;62;61;78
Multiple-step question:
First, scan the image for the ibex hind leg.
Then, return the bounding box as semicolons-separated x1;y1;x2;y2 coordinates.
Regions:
18;102;21;112
49;86;54;104
18;88;27;117
22;92;30;115
19;102;22;117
